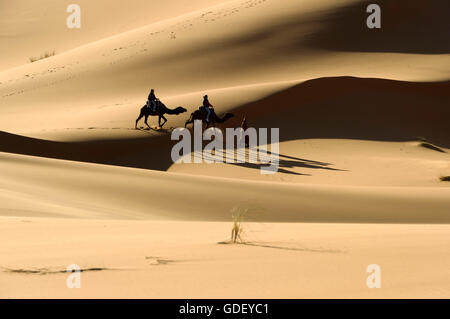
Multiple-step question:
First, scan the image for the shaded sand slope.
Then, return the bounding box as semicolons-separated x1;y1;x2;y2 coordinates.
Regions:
307;0;450;54
0;130;175;171
1;152;449;223
229;77;450;147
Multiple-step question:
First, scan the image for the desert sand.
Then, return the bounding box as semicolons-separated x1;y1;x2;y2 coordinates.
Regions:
0;0;449;298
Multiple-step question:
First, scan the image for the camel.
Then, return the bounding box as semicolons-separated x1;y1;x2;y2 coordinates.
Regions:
184;108;234;129
135;100;187;129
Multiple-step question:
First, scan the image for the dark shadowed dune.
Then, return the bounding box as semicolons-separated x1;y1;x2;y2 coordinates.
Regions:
0;131;176;171
306;0;450;54
229;77;450;148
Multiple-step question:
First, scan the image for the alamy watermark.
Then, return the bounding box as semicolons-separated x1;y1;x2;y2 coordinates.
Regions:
366;264;381;288
66;264;81;288
171;120;279;174
366;4;381;29
66;4;81;29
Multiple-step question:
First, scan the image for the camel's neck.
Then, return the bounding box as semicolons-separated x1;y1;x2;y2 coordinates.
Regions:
164;106;179;114
216;114;230;123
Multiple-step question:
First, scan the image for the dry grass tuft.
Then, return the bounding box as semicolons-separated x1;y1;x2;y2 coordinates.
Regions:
29;50;56;63
417;137;446;153
217;204;265;245
231;209;245;244
419;142;445;153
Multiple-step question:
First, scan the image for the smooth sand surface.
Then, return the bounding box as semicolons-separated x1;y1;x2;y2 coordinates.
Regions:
1;0;449;298
2;218;450;298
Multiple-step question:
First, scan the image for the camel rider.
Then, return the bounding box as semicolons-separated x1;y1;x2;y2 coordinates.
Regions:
201;95;214;123
147;89;157;112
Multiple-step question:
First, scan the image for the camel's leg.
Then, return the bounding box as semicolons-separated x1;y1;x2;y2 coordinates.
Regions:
205;120;214;130
144;115;151;129
184;114;193;128
160;115;168;128
135;113;144;129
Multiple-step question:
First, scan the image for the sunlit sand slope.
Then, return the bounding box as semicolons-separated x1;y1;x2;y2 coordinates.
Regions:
1;152;449;223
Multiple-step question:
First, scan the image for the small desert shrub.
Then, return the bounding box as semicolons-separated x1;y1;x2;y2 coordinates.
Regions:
440;176;450;182
217;204;265;245
231;209;245;243
29;50;56;63
229;205;262;243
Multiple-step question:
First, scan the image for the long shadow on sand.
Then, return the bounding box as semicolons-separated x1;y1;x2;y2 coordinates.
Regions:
3;267;110;275
218;241;343;253
192;147;345;176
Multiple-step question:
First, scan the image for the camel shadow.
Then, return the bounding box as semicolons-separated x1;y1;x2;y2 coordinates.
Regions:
137;126;175;134
193;147;345;176
64;126;174;136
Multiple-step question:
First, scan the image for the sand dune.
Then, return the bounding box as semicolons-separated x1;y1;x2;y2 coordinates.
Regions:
1;0;449;298
1;0;449;138
230;77;450;146
1;151;449;223
0;0;230;71
2;77;448;170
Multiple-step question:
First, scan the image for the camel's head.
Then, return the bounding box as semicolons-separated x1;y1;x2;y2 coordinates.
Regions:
176;106;188;114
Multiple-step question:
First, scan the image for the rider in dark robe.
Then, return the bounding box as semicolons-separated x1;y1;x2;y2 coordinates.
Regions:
147;89;157;112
